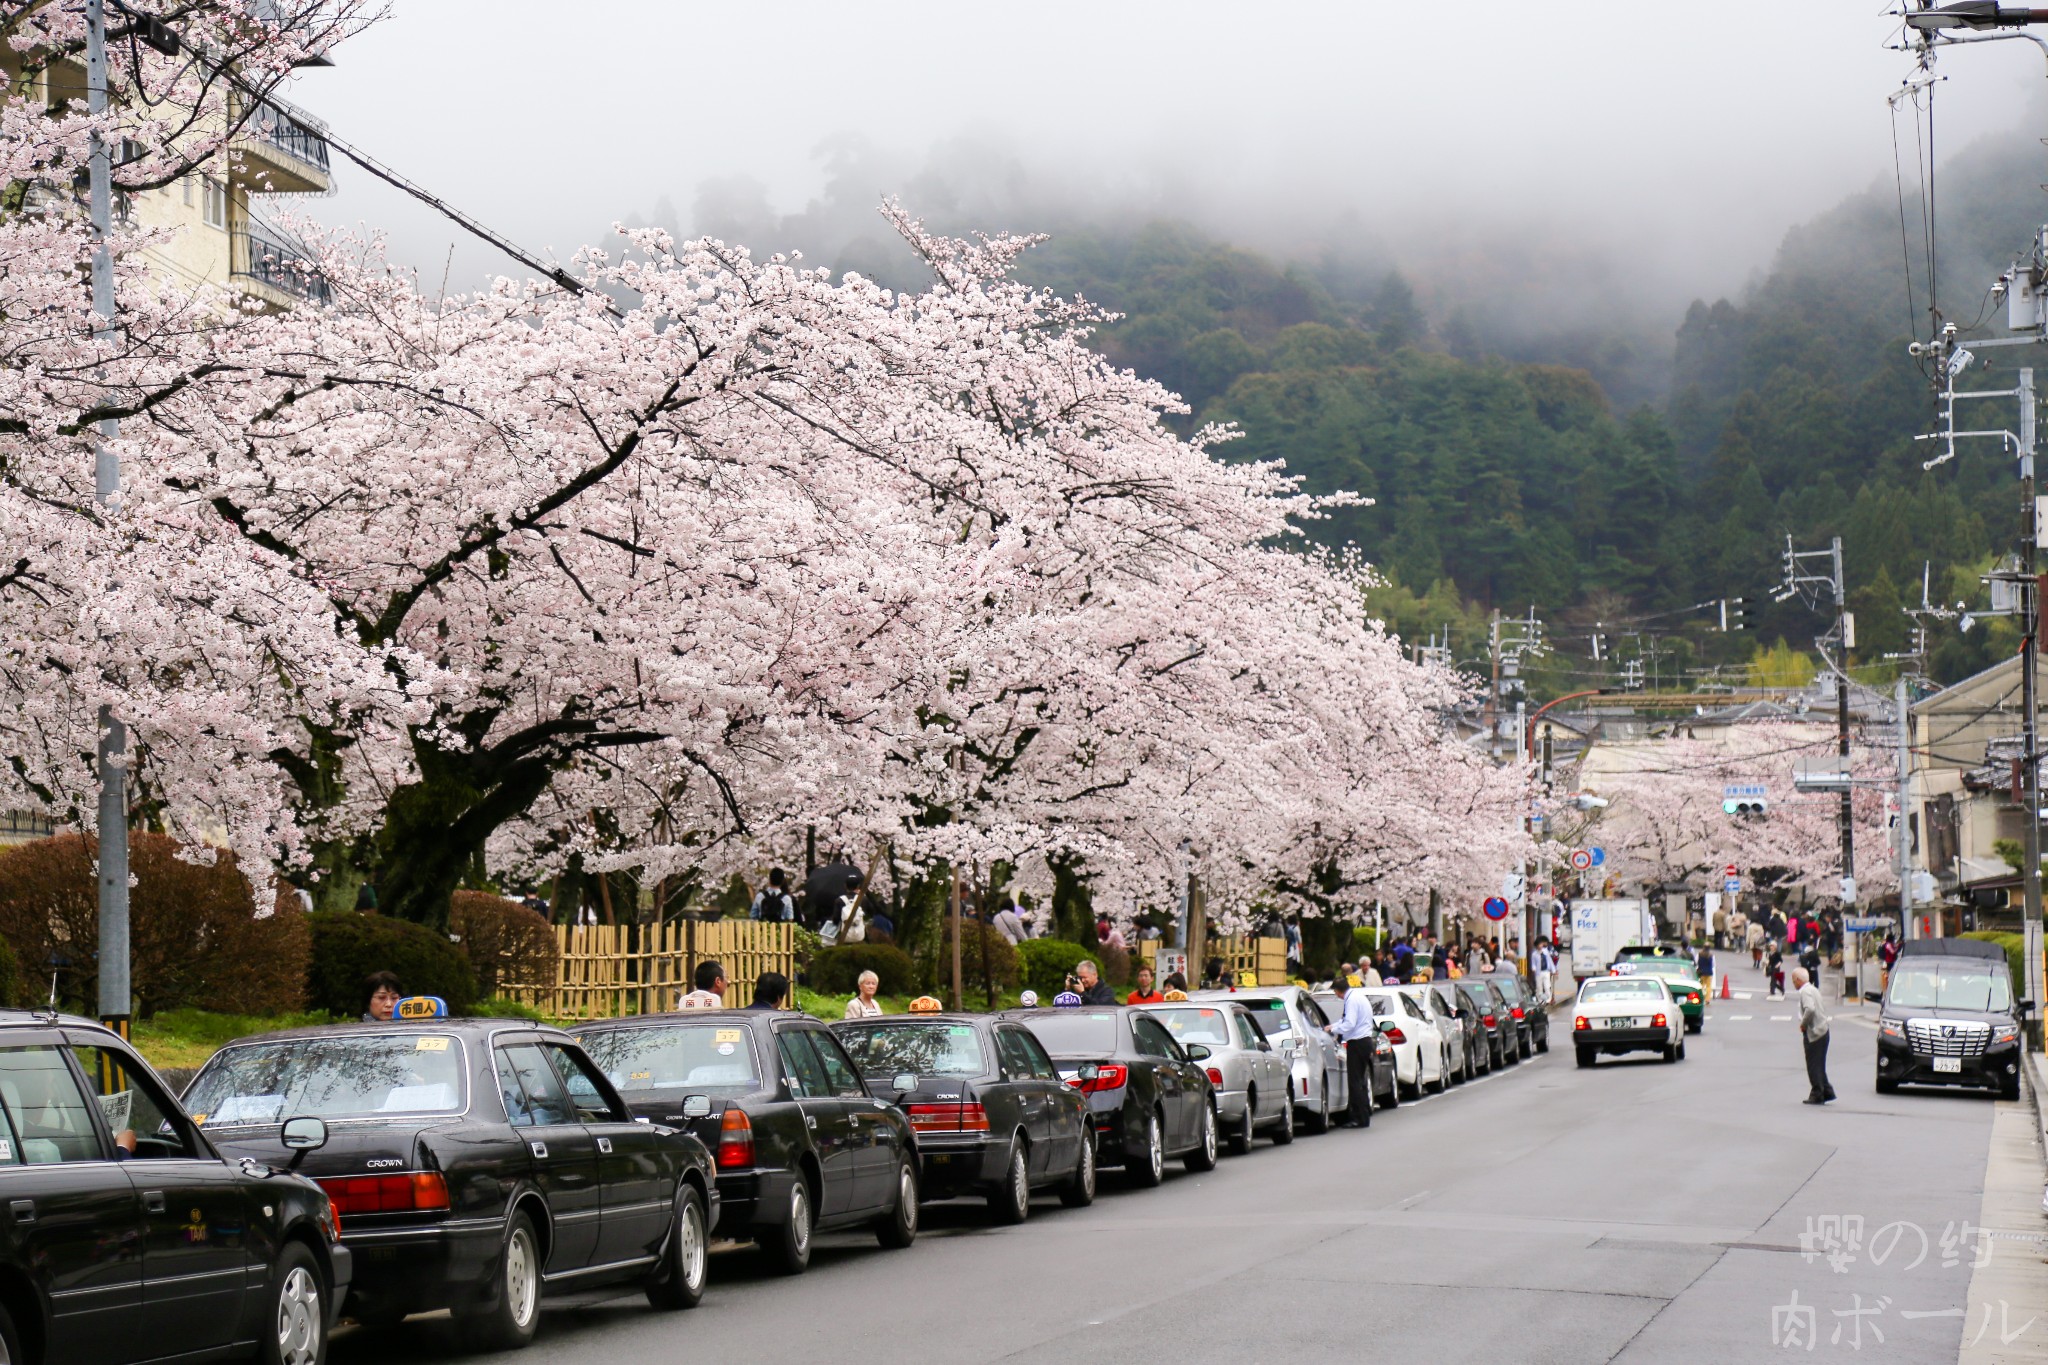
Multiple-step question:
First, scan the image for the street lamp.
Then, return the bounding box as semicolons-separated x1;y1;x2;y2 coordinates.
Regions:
1905;2;2048;30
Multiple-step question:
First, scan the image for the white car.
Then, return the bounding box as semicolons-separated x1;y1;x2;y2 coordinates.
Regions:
1361;987;1447;1098
1394;983;1466;1086
1572;976;1685;1066
1191;987;1349;1132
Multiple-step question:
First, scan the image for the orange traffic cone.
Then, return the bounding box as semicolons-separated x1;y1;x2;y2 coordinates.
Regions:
1719;972;1732;1000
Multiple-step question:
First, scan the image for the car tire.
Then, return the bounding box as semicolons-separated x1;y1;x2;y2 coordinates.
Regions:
1536;1032;1549;1054
258;1238;326;1365
457;1208;541;1351
766;1177;814;1275
1662;1043;1678;1064
1398;1077;1420;1102
2000;1074;2021;1103
989;1141;1031;1225
645;1184;708;1311
1270;1091;1295;1145
1381;1068;1400;1108
1676;1039;1687;1061
1060;1134;1097;1207
1304;1087;1331;1135
876;1157;920;1248
0;1301;19;1365
1227;1099;1254;1156
1128;1109;1166;1188
1576;1047;1595;1069
1685;1017;1701;1035
1184;1102;1219;1173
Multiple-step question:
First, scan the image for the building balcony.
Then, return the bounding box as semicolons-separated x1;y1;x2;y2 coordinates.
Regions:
229;98;331;195
231;226;331;308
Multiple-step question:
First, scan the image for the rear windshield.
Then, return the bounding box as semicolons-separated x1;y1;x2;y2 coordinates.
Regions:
1235;998;1296;1037
1488;977;1526;1003
1457;982;1494;1003
1580;980;1665;1002
1887;962;2012;1012
1018;1012;1119;1055
580;1025;761;1093
1628;961;1697;981
186;1034;466;1125
1146;1008;1231;1046
836;1023;988;1079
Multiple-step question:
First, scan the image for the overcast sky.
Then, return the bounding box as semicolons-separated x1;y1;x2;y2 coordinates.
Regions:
276;1;2035;312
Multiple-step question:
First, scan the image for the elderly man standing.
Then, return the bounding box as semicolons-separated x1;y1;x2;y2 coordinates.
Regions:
1324;975;1377;1128
1792;966;1835;1105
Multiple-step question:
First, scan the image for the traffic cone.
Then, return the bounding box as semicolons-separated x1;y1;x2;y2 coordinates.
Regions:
1719;972;1732;1000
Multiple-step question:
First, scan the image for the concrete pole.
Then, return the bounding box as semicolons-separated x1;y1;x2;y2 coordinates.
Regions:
1896;675;1915;943
2018;369;2045;1049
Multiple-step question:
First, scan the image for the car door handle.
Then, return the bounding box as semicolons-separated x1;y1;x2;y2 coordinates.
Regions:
595;1137;613;1154
142;1190;165;1214
529;1141;549;1159
804;1114;817;1130
9;1200;31;1224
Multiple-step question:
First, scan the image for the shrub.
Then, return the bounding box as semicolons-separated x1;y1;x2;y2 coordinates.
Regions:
1099;943;1131;986
1960;931;2028;987
450;892;560;998
468;997;550;1022
1352;927;1383;959
939;922;1022;993
808;943;920;996
0;833;308;1015
1018;938;1090;996
306;910;476;1017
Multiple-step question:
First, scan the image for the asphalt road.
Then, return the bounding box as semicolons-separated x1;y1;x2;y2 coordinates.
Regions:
333;958;2046;1364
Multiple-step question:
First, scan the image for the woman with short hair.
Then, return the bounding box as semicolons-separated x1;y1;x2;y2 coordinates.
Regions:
843;969;884;1019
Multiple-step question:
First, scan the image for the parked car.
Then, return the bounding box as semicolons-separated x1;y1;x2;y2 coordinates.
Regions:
1610;957;1705;1033
576;1010;919;1276
0;1010;349;1365
1426;979;1490;1079
1876;938;2025;1100
1360;987;1446;1099
1192;986;1349;1131
1571;976;1685;1066
189;1016;711;1352
1484;972;1549;1055
832;1012;1095;1221
1454;978;1519;1070
1140;1001;1296;1152
1311;991;1402;1109
1001;1006;1218;1185
1396;983;1468;1084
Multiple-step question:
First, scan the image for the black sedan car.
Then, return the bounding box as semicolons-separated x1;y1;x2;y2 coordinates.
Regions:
577;1010;920;1274
1310;991;1402;1110
1428;980;1491;1077
187;1016;716;1351
1001;1006;1218;1185
1484;972;1549;1056
1455;978;1520;1069
1876;938;2025;1100
833;1013;1095;1222
0;1009;349;1365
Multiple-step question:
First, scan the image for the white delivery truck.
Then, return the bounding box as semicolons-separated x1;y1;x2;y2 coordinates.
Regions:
1567;898;1654;980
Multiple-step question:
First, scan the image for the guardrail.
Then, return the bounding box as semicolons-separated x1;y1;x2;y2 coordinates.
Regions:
232;227;330;305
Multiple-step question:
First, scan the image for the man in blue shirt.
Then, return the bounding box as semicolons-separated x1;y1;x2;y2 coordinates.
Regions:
1325;976;1378;1128
1391;939;1415;983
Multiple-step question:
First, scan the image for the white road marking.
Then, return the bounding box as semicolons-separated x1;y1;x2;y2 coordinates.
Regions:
1733;991;1755;1000
1728;1014;1752;1021
1770;1015;1792;1022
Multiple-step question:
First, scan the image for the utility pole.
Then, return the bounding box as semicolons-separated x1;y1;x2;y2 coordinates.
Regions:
1896;675;1916;941
1776;534;1855;904
1486;609;1501;759
2020;367;2043;1041
87;0;129;1036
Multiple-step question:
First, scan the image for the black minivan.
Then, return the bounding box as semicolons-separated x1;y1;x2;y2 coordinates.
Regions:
1875;939;2025;1100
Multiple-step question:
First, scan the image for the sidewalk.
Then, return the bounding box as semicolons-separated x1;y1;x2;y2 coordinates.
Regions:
1960;1098;2048;1363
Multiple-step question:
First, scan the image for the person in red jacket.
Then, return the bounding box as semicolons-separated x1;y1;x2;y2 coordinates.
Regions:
1126;964;1165;1004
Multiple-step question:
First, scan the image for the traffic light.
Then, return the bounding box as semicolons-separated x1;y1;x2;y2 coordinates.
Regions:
1722;798;1769;817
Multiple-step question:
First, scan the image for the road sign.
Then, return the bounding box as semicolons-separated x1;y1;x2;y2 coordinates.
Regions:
1723;877;1741;897
1723;783;1766;799
1482;896;1511;921
1843;916;1890;932
1590;847;1605;867
1724;863;1737;877
1569;849;1593;872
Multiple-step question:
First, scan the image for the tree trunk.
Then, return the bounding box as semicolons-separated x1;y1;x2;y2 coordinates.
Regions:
371;738;559;932
1051;854;1092;943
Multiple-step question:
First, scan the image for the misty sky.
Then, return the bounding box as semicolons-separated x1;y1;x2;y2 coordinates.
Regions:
276;1;2034;318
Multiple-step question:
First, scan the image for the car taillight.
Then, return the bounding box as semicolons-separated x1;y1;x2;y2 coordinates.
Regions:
1482;1015;1496;1028
1065;1063;1128;1094
906;1102;989;1133
1574;1016;1590;1031
1511;1007;1525;1020
1205;1067;1224;1086
317;1172;450;1217
1383;1027;1406;1045
1652;1013;1667;1029
717;1107;755;1169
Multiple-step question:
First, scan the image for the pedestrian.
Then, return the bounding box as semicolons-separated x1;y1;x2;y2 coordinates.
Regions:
747;971;790;1011
843;970;884;1019
836;889;867;945
1361;959;1382;987
361;971;402;1022
1767;945;1785;997
750;869;795;921
1073;959;1118;1006
1878;931;1899;991
1127;966;1164;1004
993;900;1028;946
1285;920;1304;976
1792;966;1835;1104
1464;940;1484;977
1324;975;1376;1128
1392;937;1414;981
677;960;727;1010
1431;940;1449;978
1533;938;1555;1005
1163;970;1189;993
1748;918;1765;969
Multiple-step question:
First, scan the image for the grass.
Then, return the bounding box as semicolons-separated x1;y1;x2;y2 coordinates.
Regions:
795;986;1032;1020
132;1007;340;1071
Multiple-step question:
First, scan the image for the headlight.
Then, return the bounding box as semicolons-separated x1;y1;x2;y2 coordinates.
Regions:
1994;1024;2020;1045
1880;1021;1903;1038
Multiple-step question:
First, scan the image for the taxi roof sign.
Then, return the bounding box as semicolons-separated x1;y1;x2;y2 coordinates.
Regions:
396;995;449;1020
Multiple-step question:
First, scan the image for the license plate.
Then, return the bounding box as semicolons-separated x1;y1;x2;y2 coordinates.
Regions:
1932;1056;1962;1074
1604;1017;1635;1029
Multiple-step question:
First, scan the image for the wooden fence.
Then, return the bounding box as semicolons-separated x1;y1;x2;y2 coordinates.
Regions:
1140;935;1289;987
506;921;797;1020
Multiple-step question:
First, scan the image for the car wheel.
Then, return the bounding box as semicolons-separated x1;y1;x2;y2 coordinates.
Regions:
1398;1075;1420;1102
1128;1109;1166;1188
2000;1074;2021;1103
1184;1102;1219;1173
1227;1098;1254;1156
1305;1087;1331;1135
1271;1091;1296;1145
1536;1032;1549;1054
1685;1017;1701;1034
1381;1066;1400;1109
1676;1039;1687;1062
1662;1042;1678;1064
766;1177;814;1275
1060;1133;1097;1207
457;1208;541;1351
258;1239;326;1365
0;1301;18;1365
645;1184;708;1310
876;1156;920;1248
1576;1047;1595;1069
989;1141;1031;1225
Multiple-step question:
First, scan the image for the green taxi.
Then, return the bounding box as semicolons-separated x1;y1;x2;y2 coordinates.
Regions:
1611;953;1706;1033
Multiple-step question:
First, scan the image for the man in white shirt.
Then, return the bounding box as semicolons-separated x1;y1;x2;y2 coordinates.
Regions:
677;960;727;1011
1325;977;1378;1128
1792;967;1834;1105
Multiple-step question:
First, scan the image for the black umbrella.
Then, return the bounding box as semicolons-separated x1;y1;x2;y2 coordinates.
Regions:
804;862;864;924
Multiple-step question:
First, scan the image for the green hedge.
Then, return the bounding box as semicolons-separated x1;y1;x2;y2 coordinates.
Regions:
307;911;476;1017
1018;939;1091;996
808;943;920;996
1960;931;2028;988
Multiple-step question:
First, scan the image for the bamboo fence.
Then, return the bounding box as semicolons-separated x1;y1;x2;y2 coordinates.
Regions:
506;920;797;1020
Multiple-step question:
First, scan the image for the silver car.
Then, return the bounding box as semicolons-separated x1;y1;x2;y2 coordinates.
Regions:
1188;987;1347;1133
1143;1001;1296;1152
1395;982;1467;1087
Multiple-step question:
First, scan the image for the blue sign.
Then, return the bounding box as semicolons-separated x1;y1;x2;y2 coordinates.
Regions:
1590;847;1606;867
1723;783;1767;799
1723;878;1741;897
1482;896;1511;921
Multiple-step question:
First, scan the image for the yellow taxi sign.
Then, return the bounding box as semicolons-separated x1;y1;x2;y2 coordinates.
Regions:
397;995;448;1020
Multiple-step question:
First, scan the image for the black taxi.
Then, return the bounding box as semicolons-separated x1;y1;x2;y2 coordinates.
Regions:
577;1010;921;1275
184;1012;717;1351
0;1008;348;1365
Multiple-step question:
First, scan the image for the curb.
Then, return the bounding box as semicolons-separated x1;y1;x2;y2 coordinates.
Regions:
2026;1050;2048;1179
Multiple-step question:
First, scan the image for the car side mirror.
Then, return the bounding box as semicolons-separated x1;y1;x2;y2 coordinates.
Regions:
280;1116;327;1171
891;1072;917;1094
680;1094;712;1120
1185;1044;1212;1062
1078;1062;1101;1082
